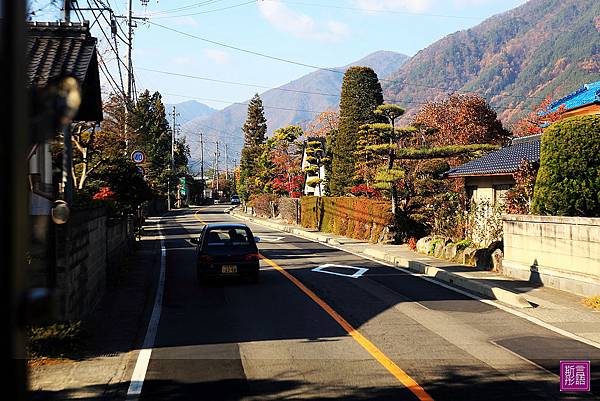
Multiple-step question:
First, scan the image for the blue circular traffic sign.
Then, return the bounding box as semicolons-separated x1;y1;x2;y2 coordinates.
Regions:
131;150;146;164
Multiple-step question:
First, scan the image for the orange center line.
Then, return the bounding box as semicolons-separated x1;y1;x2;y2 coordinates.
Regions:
260;255;435;401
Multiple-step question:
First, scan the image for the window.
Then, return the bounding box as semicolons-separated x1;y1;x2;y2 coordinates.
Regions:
205;228;250;246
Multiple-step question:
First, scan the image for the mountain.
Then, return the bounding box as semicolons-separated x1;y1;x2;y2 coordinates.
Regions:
383;0;600;124
165;100;216;125
182;51;409;165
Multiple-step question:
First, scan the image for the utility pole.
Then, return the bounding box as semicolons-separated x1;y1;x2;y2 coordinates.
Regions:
224;143;229;181
126;0;133;102
63;0;71;21
200;130;205;199
215;141;220;196
168;106;179;210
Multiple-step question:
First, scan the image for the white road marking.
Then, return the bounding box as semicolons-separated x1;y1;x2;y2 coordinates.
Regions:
312;263;368;279
258;235;286;242
229;212;600;351
126;217;167;400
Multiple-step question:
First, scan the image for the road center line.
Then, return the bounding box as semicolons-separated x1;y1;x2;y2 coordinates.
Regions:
260;255;435;401
126;216;167;400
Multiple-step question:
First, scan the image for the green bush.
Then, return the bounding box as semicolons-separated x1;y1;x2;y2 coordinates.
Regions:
532;115;600;217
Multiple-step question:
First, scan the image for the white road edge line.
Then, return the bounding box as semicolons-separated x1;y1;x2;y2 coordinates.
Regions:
126;216;167;400
230;212;600;351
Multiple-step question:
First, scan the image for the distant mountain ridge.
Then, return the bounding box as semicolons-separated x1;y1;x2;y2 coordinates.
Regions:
383;0;600;123
165;100;216;125
182;50;409;165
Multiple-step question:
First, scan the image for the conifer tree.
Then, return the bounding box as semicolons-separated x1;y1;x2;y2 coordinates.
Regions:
330;67;384;195
238;94;267;200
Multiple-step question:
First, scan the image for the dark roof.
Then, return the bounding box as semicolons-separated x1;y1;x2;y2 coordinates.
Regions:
445;135;541;177
27;21;102;122
547;81;600;113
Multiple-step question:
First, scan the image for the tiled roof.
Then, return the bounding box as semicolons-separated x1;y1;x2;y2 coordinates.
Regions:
547;81;600;113
27;21;102;122
444;134;540;177
27;21;97;88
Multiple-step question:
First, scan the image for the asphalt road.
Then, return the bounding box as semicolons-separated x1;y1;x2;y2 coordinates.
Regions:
138;205;600;401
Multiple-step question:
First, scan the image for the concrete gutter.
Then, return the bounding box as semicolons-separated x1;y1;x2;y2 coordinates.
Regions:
229;209;533;309
362;248;533;309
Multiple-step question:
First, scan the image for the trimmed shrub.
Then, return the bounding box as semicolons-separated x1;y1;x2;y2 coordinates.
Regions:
532;115;600;217
300;196;394;243
278;197;300;224
249;194;278;218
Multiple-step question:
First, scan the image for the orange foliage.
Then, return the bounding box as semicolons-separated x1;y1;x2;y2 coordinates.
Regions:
511;95;565;137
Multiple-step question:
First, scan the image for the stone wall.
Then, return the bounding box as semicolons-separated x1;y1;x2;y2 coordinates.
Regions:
503;214;600;296
54;208;134;320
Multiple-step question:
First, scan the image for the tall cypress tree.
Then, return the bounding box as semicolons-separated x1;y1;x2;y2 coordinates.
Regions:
238;94;267;199
130;90;172;195
330;67;384;195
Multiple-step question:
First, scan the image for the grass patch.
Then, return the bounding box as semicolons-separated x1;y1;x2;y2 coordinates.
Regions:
27;321;88;362
455;239;473;251
581;296;600;311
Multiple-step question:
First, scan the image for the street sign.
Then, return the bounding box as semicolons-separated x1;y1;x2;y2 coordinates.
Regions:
131;150;145;164
136;166;145;175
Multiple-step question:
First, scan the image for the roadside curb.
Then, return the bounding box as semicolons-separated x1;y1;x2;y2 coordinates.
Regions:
362;248;533;309
229;209;533;309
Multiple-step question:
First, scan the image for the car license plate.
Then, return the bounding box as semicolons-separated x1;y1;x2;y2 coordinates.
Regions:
221;265;237;273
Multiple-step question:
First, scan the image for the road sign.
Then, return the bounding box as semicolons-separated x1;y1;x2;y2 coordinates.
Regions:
131;150;145;164
136;166;145;175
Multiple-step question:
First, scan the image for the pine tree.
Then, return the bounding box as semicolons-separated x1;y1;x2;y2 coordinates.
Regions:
330;67;384;195
238;94;267;200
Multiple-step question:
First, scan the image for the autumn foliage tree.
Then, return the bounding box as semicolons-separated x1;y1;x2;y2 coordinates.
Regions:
511;95;565;137
262;126;304;198
412;93;509;147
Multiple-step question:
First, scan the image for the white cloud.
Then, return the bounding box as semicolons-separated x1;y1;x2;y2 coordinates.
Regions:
203;49;232;65
352;0;433;13
258;0;350;41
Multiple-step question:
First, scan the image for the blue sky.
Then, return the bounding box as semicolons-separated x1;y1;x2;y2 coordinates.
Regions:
32;0;528;109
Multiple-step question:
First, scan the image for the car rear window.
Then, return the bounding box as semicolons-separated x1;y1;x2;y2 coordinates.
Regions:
205;228;251;246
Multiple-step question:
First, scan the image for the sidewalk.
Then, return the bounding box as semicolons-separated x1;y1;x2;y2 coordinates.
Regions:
28;217;165;401
230;208;600;346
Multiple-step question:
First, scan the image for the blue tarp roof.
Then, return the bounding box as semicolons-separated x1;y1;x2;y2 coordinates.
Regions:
547;81;600;113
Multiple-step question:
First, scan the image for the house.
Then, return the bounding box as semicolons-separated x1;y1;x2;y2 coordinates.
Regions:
301;137;326;196
27;21;103;291
444;134;540;206
27;21;103;216
546;80;600;119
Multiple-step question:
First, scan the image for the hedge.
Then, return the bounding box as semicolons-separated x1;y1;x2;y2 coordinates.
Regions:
532;115;600;217
301;196;394;243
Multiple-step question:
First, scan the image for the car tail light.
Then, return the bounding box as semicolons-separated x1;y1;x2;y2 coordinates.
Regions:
244;253;260;262
198;254;213;263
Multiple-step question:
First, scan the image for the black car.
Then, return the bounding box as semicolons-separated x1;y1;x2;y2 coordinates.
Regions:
192;223;261;284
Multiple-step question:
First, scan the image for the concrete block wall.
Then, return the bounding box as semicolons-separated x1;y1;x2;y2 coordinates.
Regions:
54;208;133;321
503;214;600;296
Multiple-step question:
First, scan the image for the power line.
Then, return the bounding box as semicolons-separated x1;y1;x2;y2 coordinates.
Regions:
137;67;340;97
145;0;226;16
146;20;546;103
148;0;257;19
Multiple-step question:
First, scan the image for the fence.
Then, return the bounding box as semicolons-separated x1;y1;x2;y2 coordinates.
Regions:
503;214;600;295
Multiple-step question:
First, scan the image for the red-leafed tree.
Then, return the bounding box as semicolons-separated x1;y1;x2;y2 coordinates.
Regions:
412;93;510;146
261;126;304;198
511;95;566;137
